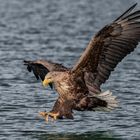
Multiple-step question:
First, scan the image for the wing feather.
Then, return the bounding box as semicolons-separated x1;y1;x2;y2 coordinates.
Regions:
114;3;137;21
24;60;68;88
72;3;140;87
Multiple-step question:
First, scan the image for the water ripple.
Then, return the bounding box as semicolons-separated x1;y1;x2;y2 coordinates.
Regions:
0;0;140;140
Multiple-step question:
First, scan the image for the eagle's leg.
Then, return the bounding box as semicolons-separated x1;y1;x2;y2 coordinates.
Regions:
39;98;74;122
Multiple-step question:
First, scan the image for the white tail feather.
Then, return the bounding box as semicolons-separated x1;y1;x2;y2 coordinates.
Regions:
94;90;118;112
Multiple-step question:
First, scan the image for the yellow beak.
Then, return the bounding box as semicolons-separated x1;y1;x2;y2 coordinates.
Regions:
42;79;51;87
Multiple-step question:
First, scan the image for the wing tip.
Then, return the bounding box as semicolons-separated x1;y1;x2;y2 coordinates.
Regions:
23;60;30;65
133;3;138;7
114;3;138;22
23;60;32;72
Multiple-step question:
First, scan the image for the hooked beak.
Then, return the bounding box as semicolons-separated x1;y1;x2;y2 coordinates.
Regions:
42;79;51;87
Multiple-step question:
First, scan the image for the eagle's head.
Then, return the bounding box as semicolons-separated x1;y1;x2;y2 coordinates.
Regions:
42;71;66;87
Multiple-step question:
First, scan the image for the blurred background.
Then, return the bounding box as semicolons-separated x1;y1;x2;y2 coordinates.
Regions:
0;0;140;139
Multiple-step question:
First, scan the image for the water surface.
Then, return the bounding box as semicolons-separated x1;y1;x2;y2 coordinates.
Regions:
0;0;140;140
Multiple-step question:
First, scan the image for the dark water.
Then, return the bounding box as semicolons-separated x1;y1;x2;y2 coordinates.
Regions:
0;0;140;140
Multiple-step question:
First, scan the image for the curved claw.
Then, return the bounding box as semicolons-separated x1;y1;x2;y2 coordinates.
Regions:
39;111;60;122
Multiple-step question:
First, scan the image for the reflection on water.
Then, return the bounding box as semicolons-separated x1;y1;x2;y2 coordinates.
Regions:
29;131;122;140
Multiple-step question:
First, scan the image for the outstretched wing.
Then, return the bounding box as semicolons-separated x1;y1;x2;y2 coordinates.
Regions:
24;60;67;88
72;3;140;87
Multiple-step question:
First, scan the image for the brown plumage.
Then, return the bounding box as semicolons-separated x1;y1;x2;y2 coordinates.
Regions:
24;3;140;121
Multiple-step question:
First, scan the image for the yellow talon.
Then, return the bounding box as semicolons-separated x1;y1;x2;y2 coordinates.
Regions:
47;112;60;120
39;111;47;117
39;111;49;122
39;111;60;122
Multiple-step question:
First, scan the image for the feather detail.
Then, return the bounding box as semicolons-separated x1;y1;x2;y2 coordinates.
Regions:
72;4;140;88
93;90;118;112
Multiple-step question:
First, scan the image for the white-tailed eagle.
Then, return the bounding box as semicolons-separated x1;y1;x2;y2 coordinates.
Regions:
24;3;140;121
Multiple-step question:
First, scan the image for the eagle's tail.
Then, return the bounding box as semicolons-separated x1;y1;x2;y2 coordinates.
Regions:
94;90;118;112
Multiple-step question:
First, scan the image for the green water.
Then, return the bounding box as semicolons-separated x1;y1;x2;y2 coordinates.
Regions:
31;131;122;140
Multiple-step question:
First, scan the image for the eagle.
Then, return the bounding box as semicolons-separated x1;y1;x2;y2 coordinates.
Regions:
24;3;140;122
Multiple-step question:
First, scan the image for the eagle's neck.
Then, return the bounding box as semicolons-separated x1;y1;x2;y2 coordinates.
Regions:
54;80;70;95
53;73;73;99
